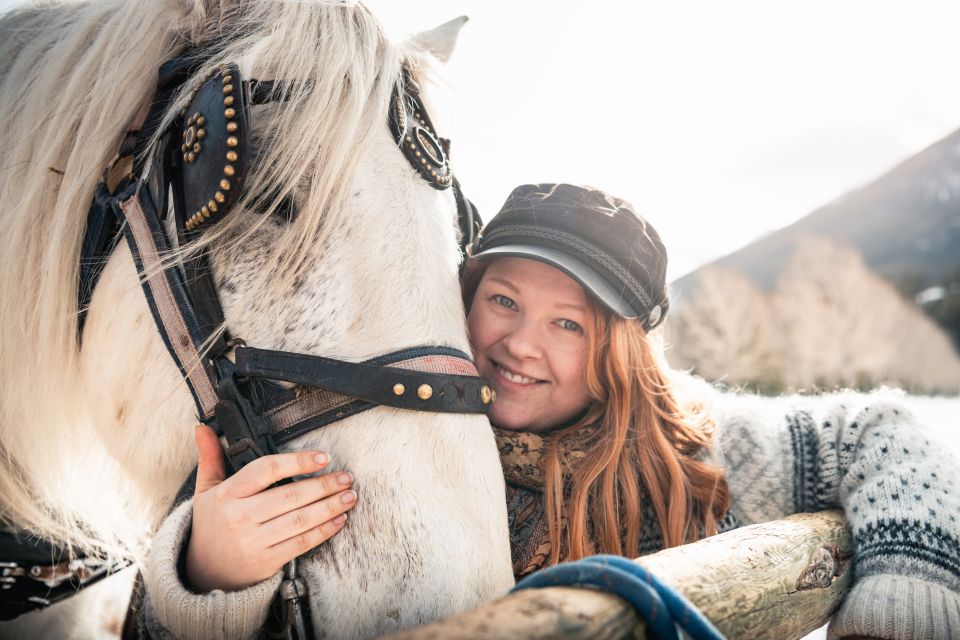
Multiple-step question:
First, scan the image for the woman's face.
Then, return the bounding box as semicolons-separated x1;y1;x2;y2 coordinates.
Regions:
467;258;592;432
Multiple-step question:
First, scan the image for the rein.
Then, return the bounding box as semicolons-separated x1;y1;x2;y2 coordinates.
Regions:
1;54;489;629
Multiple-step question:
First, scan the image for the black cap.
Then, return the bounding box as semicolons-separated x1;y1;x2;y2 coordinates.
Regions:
470;183;668;330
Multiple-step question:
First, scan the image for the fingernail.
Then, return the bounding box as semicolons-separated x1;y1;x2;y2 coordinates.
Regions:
333;514;347;525
314;452;329;465
341;490;357;504
337;472;353;485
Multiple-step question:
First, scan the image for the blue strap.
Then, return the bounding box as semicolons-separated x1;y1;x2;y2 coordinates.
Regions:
511;554;725;640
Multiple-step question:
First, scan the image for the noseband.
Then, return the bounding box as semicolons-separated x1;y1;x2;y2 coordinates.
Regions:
2;54;488;625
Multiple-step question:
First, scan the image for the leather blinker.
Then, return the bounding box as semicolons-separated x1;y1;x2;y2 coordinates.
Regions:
180;64;251;231
389;78;452;190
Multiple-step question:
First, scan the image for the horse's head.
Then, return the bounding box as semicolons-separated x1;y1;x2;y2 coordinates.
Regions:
142;7;513;633
0;2;512;634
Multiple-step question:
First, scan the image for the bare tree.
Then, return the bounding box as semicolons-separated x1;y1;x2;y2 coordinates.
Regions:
667;238;960;394
773;237;960;393
667;267;783;391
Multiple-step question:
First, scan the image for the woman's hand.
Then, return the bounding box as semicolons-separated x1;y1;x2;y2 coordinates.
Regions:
185;425;357;592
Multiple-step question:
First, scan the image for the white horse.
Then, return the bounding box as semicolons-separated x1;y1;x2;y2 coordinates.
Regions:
0;0;513;637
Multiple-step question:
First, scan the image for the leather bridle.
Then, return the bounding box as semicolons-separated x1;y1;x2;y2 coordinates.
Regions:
2;54;489;629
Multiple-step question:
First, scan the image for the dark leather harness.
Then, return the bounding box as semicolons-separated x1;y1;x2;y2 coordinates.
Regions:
2;55;488;632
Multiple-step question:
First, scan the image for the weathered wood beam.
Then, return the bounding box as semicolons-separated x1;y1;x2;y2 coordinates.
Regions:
384;511;851;640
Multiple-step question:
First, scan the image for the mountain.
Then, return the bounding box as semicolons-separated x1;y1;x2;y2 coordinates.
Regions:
675;128;960;292
672;127;960;352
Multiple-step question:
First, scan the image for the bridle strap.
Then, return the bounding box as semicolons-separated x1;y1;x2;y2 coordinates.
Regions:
452;175;481;269
235;347;491;415
119;192;221;418
258;347;485;443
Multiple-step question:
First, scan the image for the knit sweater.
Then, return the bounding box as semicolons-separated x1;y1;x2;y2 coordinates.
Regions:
131;387;960;639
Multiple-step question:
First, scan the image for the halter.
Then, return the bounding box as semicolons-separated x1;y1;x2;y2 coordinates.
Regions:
2;55;488;627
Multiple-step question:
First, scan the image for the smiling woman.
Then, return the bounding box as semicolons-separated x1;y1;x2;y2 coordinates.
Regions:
454;183;959;639
460;184;730;570
467;258;592;431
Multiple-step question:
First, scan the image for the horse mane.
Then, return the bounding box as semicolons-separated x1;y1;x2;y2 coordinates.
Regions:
0;0;409;557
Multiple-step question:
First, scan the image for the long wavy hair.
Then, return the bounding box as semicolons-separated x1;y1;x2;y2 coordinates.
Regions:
464;259;731;561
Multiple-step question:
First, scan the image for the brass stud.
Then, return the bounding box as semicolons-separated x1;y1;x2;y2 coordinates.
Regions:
193;112;201;121
417;384;433;400
197;116;206;126
222;75;233;84
192;142;201;153
480;385;493;405
182;153;189;163
223;84;234;94
223;164;235;176
226;122;238;133
180;143;187;153
408;144;416;150
186;151;196;163
180;108;187;117
430;170;437;177
214;191;225;203
197;128;206;140
226;136;239;147
208;200;218;212
419;158;427;165
392;383;405;396
201;205;210;217
220;179;231;191
226;150;238;162
414;150;421;158
225;108;236;119
224;95;235;106
405;136;412;142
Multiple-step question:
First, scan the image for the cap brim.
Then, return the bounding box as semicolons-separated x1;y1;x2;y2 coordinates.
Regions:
470;243;639;319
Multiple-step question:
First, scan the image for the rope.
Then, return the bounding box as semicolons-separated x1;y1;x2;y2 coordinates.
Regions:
511;554;725;640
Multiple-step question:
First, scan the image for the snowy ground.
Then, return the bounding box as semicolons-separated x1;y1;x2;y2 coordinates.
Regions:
903;396;960;449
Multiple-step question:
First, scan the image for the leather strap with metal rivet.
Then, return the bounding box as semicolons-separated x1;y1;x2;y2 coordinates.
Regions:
234;346;494;416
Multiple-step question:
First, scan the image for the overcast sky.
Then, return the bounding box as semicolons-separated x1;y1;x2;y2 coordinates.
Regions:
371;0;960;280
4;0;960;280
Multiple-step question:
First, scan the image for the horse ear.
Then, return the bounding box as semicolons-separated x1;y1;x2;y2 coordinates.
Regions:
411;16;469;63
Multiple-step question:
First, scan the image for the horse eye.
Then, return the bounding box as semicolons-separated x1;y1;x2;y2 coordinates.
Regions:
254;193;297;224
273;195;297;223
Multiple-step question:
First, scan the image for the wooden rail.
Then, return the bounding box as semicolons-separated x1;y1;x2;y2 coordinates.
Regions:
384;511;851;640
